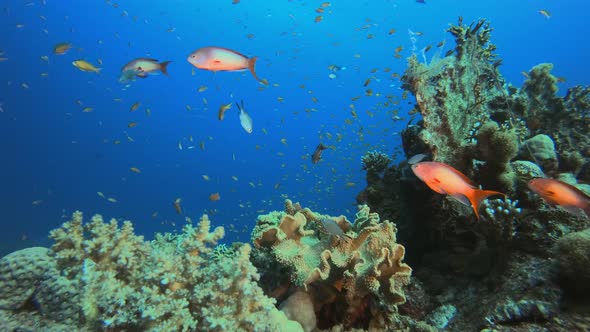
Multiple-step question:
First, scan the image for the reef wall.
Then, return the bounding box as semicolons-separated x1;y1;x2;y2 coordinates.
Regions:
358;17;590;331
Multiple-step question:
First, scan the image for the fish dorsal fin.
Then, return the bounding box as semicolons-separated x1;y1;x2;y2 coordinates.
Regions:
448;166;476;187
560;182;590;200
210;46;249;59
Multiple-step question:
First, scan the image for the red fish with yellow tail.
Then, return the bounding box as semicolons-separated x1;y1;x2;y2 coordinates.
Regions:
411;161;504;220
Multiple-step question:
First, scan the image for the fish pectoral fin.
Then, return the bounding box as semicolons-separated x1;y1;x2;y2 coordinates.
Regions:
450;193;471;207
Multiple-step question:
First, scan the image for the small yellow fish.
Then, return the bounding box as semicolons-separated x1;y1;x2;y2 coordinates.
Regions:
97;191;105;198
130;102;141;112
202;175;210;181
198;85;208;92
130;167;141;173
128;122;138;128
72;60;101;73
232;176;238;181
53;42;72;55
218;102;232;121
31;200;43;206
107;197;118;203
539;9;551;19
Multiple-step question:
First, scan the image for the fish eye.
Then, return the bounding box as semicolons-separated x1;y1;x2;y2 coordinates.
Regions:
137;66;142;70
191;55;195;58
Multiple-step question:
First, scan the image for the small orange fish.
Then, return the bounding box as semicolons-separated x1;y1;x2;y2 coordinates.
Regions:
528;178;590;218
187;46;263;83
411;161;504;219
173;198;183;215
209;192;221;201
53;42;72;55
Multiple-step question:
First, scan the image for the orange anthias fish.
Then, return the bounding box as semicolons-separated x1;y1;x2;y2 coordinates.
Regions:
187;46;263;83
411;161;504;219
528;178;590;218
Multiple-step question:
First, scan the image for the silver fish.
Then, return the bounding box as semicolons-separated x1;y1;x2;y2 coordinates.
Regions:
236;100;252;134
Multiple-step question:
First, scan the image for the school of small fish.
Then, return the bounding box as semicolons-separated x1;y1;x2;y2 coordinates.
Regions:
1;0;571;240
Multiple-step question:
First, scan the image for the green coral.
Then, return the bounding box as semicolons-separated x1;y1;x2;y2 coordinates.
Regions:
475;121;519;191
0;212;298;331
556;228;590;297
401;18;506;172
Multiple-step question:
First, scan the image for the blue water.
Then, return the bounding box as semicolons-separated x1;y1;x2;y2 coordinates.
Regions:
1;0;588;253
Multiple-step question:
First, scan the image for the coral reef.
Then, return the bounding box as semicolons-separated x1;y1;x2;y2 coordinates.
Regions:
0;247;52;310
401;18;507;174
361;150;392;185
251;200;419;330
361;17;590;332
556;228;590;297
0;212;299;332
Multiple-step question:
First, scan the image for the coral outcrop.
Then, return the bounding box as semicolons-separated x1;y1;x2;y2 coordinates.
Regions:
0;212;299;332
0;247;52;310
251;200;415;330
360;17;590;332
556;228;590;297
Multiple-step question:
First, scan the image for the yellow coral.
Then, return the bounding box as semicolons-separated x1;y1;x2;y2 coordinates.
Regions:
252;200;412;328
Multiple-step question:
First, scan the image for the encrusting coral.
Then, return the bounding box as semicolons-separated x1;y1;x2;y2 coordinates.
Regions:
0;211;300;332
251;199;414;330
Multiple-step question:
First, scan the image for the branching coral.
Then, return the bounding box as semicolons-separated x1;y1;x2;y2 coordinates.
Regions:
1;212;298;332
361;150;392;175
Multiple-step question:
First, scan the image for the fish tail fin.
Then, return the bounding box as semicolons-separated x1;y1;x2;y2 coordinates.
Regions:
247;56;263;83
468;189;504;220
159;61;172;76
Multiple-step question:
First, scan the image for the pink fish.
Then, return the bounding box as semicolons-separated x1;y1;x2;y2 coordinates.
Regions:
187;46;262;83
